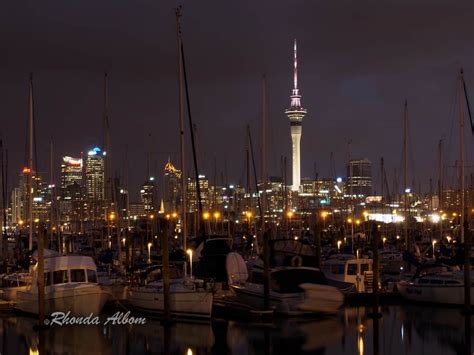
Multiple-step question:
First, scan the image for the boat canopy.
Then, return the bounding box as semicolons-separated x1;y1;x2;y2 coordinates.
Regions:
271;268;327;293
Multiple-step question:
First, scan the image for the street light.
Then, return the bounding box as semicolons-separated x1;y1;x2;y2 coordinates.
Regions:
213;211;221;233
363;211;369;220
147;242;152;263
187;249;193;278
382;237;387;247
320;211;328;228
432;240;437;260
337;240;342;252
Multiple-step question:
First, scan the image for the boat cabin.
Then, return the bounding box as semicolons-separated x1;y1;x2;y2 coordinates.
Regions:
30;255;100;290
321;254;373;292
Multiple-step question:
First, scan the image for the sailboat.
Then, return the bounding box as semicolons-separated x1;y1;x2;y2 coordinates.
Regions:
398;69;473;306
128;7;214;319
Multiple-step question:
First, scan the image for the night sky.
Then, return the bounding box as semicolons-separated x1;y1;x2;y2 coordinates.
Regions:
2;0;474;200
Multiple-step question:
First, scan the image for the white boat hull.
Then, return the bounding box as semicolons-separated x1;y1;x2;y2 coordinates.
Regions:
397;281;474;305
129;287;213;319
15;284;110;316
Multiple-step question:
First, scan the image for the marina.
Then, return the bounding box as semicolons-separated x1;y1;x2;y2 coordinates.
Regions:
0;1;474;354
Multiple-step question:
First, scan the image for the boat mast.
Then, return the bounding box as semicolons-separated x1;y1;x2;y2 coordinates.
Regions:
261;75;270;311
49;138;54;245
0;140;7;257
176;6;187;253
28;74;34;251
459;69;465;243
180;18;204;240
261;75;267;231
403;100;408;250
438;139;443;241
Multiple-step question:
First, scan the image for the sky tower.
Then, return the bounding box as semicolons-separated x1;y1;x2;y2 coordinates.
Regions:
285;39;307;192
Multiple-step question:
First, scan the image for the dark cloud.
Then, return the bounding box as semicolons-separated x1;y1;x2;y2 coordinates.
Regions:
1;0;474;199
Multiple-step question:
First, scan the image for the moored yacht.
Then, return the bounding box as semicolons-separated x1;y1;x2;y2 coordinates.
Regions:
397;264;473;305
228;253;343;315
128;265;214;319
321;254;373;293
0;272;31;302
15;251;110;316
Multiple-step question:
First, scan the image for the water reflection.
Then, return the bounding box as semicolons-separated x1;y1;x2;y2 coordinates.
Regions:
0;306;471;354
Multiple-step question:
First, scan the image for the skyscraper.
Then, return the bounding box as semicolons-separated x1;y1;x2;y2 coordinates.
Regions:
140;177;156;214
285;39;307;192
346;159;372;197
85;147;105;220
60;156;83;199
163;160;181;213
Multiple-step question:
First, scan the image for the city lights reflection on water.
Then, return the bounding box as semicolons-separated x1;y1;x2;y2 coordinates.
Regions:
0;305;472;354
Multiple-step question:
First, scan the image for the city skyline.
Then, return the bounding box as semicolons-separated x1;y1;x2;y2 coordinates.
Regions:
1;1;474;200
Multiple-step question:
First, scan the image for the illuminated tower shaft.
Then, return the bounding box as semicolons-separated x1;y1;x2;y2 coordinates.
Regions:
285;39;307;192
291;123;302;191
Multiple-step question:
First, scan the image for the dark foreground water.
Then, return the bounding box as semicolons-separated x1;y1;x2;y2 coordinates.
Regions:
0;305;472;355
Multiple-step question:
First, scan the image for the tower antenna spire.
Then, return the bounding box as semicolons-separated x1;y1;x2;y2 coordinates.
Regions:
293;39;298;91
285;39;307;192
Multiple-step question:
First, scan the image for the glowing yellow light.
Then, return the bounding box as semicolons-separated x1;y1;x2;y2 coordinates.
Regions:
245;211;252;218
150;214;155;220
109;212;116;221
22;167;31;174
287;211;294;218
321;211;328;218
34;218;39;223
452;212;457;217
358;336;364;355
213;211;221;219
347;218;352;224
203;212;210;220
396;235;400;240
165;214;170;220
187;348;193;355
171;212;178;219
18;220;24;226
363;211;369;217
355;219;361;225
337;240;342;251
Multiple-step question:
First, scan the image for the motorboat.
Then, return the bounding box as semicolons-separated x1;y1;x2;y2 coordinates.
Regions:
228;252;343;315
15;250;110;316
397;263;473;305
0;272;31;302
321;254;373;293
128;265;214;319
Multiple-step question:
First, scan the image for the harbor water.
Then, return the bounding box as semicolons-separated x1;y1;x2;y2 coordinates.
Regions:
0;305;472;355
